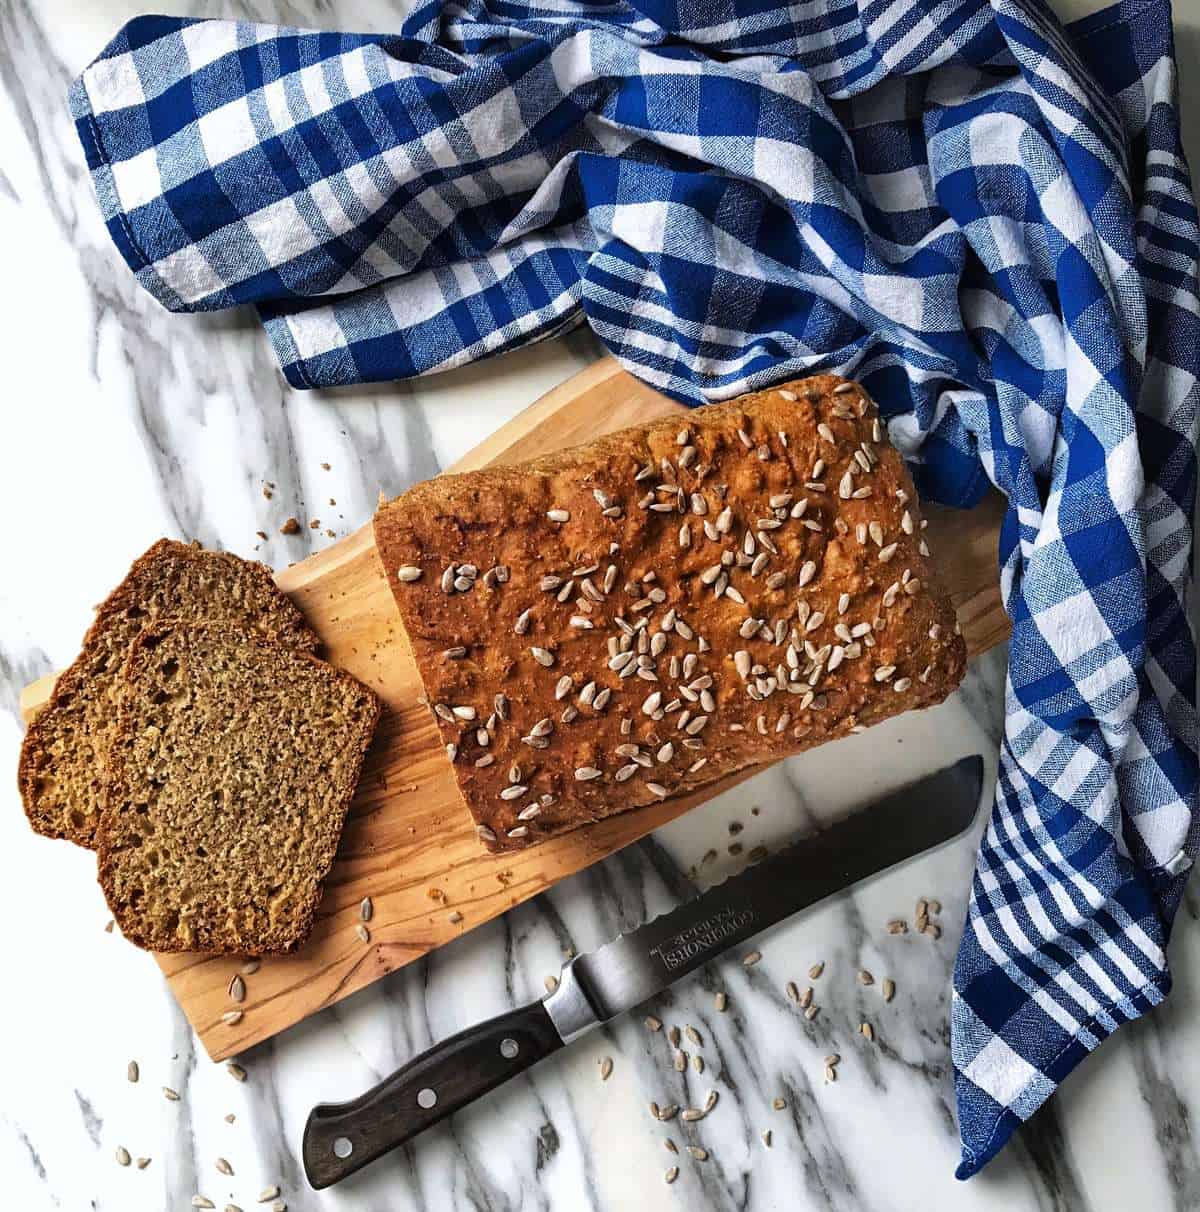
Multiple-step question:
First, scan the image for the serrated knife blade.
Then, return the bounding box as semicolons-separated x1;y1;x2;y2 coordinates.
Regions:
303;755;984;1188
547;753;983;1040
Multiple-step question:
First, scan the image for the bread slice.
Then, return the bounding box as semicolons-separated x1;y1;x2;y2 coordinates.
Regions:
375;375;966;853
18;540;318;848
97;623;380;955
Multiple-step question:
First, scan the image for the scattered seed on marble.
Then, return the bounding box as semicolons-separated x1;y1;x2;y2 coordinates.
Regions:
692;1055;704;1075
163;1087;180;1101
786;981;800;1003
761;1129;773;1148
687;1146;708;1161
685;1026;703;1047
192;1200;215;1210
858;969;874;986
860;1021;875;1042
808;961;824;979
127;1060;139;1083
227;1063;247;1083
742;950;762;967
665;1138;679;1154
772;1097;786;1110
116;1146;131;1167
645;1015;662;1032
665;1167;679;1184
715;991;727;1012
887;919;907;934
804;1004;819;1021
673;1051;687;1072
545;975;559;994
136;1157;151;1169
668;1025;681;1047
882;979;895;1002
599;1057;613;1081
216;1158;234;1177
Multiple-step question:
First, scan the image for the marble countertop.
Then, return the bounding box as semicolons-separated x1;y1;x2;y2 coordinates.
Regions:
3;1;1200;1210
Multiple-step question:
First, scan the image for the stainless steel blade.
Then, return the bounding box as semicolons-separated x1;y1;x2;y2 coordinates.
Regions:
544;755;983;1041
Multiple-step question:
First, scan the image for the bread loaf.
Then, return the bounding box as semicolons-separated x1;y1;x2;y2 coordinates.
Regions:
18;540;318;847
97;623;380;955
375;376;966;853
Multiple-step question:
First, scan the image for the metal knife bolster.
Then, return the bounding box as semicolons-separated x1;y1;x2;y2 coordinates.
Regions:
543;957;604;1043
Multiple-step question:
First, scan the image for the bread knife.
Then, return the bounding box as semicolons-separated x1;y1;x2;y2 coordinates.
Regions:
302;755;984;1188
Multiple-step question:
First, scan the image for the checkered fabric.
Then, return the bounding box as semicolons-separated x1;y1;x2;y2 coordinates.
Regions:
71;0;1198;1177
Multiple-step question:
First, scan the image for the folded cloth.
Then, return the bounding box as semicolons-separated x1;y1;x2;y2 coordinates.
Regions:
71;0;1198;1175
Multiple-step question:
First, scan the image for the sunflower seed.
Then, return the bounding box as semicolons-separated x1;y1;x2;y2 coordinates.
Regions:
645;1015;663;1031
673;1050;687;1072
894;677;912;692
575;766;602;781
163;1086;181;1101
355;923;370;943
681;1109;704;1123
222;1010;243;1026
685;1025;703;1047
742;950;762;967
228;975;246;1003
646;782;668;799
804;1003;819;1021
858;969;874;986
476;824;497;842
531;646;555;667
665;1138;679;1155
658;1103;679;1121
192;1200;215;1210
665;1166;680;1184
687;1145;708;1161
545;975;559;994
860;1021;875;1042
715;991;727;1012
257;1189;281;1205
786;981;800;1003
547;508;570;522
115;1146;131;1167
882;978;895;1002
216;1158;234;1176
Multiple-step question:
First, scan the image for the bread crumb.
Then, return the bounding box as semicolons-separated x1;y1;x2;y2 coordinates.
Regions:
309;519;321;529
280;518;300;535
321;462;331;470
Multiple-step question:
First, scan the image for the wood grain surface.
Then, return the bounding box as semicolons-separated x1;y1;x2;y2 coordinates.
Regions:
17;358;1009;1060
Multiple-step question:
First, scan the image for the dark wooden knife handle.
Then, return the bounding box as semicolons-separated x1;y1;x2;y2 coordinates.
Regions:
302;1000;563;1188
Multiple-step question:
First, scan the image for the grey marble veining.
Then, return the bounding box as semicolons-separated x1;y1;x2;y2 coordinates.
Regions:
2;1;1199;1210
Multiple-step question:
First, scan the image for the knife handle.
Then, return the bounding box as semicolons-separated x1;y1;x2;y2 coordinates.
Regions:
302;1000;563;1189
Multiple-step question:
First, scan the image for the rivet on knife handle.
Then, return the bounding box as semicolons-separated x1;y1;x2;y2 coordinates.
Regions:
301;1001;564;1189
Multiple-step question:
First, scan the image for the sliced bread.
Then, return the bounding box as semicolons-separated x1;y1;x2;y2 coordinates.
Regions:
18;539;318;847
97;623;380;955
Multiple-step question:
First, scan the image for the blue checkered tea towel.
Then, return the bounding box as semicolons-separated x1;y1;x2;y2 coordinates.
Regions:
70;0;1198;1176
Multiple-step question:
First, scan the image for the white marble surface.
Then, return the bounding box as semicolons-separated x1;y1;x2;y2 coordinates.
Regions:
2;1;1200;1209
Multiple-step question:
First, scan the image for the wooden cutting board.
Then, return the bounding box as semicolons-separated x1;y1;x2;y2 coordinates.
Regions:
18;357;1009;1061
